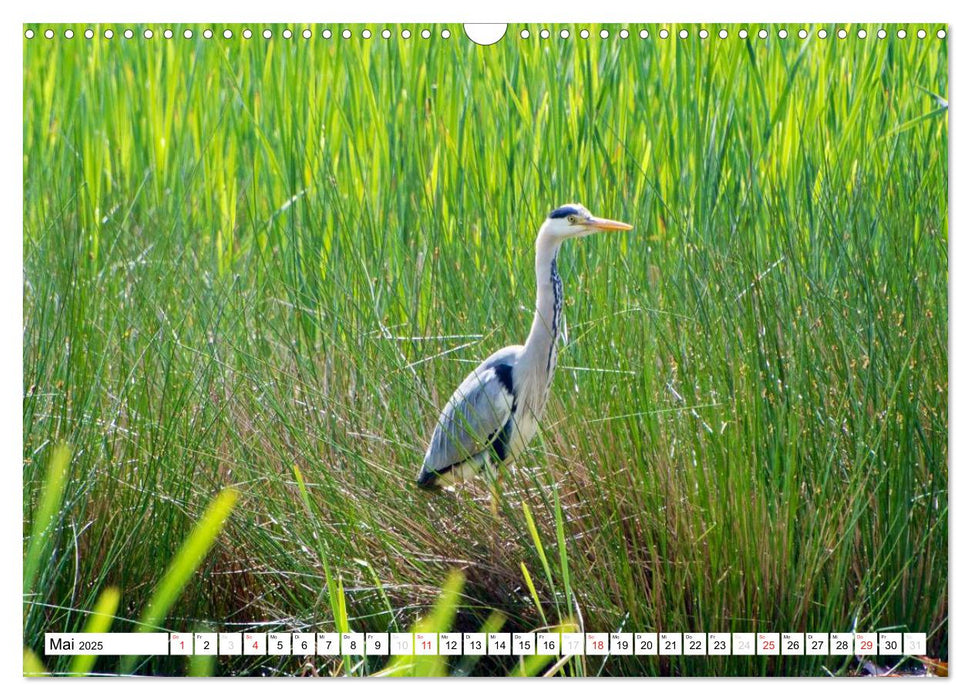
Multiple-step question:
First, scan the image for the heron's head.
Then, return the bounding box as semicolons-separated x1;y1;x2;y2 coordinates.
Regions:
541;203;633;239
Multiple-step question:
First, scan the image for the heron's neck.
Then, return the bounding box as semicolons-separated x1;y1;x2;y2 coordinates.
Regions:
522;233;564;379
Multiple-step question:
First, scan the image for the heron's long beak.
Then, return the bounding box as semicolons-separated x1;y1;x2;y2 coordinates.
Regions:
587;216;633;231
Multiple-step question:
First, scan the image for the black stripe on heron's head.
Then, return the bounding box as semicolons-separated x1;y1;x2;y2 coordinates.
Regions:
548;205;580;220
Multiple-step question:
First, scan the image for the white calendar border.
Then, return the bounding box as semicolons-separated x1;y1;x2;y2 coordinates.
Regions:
7;1;962;699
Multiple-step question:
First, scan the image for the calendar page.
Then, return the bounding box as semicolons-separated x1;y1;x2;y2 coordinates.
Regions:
22;14;948;680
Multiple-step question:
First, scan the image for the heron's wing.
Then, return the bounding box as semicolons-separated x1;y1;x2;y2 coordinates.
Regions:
422;348;520;475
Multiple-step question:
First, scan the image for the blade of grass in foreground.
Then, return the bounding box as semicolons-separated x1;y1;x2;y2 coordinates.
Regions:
412;570;464;677
136;488;239;632
121;488;239;674
23;648;47;677
520;562;548;627
553;488;573;617
522;501;556;622
24;444;71;597
378;570;473;677
69;587;121;677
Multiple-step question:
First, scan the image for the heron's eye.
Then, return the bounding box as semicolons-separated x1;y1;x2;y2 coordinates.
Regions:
567;215;578;224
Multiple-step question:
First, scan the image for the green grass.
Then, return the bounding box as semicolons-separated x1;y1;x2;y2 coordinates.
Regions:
23;23;948;676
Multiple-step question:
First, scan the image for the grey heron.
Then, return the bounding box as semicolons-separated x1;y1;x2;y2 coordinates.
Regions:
416;203;633;491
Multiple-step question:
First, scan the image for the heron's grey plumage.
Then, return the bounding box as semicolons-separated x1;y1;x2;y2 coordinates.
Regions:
416;203;632;489
417;346;521;485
